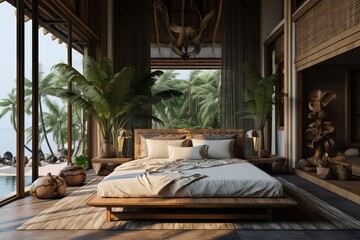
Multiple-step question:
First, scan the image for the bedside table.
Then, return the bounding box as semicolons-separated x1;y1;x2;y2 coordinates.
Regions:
92;157;133;176
244;155;287;174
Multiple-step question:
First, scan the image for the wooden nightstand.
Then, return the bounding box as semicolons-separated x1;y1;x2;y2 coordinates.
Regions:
244;155;287;174
92;157;133;176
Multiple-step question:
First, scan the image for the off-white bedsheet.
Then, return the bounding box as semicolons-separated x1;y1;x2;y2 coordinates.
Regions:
97;158;283;198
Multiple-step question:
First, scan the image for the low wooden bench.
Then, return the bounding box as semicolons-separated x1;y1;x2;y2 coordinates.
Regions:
91;157;133;176
86;194;297;222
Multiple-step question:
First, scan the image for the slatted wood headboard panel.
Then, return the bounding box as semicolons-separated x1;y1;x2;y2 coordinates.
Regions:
134;129;244;159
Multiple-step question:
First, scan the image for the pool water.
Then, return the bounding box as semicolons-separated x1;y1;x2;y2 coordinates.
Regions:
0;176;33;199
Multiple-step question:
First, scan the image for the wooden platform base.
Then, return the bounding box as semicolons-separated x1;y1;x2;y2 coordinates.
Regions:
295;169;360;204
87;195;297;222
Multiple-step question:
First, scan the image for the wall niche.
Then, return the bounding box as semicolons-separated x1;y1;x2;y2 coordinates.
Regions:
301;67;347;159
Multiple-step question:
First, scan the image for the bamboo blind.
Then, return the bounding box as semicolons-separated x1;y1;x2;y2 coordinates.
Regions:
295;0;360;59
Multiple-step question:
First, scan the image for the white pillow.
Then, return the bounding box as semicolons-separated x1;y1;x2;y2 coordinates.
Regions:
146;139;185;159
168;145;208;160
191;139;234;159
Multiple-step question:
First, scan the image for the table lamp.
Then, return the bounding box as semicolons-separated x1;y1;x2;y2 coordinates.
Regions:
246;130;259;153
117;129;133;157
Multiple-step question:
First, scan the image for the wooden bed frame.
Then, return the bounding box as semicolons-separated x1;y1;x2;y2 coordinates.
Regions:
87;129;297;222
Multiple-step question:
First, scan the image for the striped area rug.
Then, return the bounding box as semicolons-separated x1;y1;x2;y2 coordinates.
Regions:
18;177;360;230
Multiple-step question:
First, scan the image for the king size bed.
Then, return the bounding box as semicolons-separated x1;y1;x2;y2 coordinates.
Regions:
87;129;297;222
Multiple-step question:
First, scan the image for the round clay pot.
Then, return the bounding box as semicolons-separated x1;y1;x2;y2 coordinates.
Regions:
317;167;332;179
260;150;269;158
30;173;66;199
59;163;86;186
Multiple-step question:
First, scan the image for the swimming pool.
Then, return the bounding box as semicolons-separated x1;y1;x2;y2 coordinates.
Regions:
0;176;33;199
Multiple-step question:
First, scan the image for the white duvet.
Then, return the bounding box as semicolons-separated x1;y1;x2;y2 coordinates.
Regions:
97;158;283;198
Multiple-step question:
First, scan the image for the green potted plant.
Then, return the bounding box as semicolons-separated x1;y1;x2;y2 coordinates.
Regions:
43;50;182;158
238;62;285;157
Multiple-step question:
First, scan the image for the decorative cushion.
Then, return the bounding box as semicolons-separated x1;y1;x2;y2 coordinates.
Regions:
191;139;234;159
59;163;86;186
30;173;66;199
146;139;186;159
140;134;187;158
345;148;360;157
168;145;208;160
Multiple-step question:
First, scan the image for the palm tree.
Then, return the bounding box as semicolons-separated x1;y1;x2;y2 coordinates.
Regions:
0;88;32;152
191;70;221;128
0;88;17;130
24;74;56;156
43;50;182;157
42;99;68;150
72;106;86;156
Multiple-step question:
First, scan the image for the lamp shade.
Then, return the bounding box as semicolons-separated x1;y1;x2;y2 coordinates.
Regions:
119;129;132;139
246;130;259;138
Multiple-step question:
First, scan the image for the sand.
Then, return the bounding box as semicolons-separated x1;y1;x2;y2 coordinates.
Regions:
0;162;67;176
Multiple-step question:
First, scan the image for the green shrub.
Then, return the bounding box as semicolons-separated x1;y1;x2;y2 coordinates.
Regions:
73;154;88;169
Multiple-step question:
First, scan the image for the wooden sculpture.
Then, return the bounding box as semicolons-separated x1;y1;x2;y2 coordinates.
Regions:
304;89;336;167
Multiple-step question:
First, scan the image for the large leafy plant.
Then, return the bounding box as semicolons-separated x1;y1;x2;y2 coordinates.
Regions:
43;50;181;152
240;62;279;131
238;62;283;155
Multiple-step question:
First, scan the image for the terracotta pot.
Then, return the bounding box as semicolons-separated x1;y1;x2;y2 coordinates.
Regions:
100;139;116;158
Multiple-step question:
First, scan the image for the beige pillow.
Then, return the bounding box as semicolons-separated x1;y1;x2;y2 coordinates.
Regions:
146;139;185;159
191;139;234;159
140;134;187;158
168;145;208;160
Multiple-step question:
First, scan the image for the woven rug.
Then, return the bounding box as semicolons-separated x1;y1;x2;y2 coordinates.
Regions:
18;177;360;230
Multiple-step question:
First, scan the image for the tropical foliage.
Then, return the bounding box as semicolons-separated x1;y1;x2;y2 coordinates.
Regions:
152;69;221;129
42;50;182;155
239;62;280;131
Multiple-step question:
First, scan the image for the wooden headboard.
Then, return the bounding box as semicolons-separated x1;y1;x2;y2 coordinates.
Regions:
134;129;244;159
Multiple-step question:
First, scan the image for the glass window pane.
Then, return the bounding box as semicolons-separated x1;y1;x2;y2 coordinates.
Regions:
24;9;33;191
71;49;88;168
152;69;221;129
0;2;18;201
38;26;68;176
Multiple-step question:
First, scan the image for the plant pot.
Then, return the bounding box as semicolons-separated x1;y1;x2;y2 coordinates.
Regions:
100;139;116;158
317;167;332;179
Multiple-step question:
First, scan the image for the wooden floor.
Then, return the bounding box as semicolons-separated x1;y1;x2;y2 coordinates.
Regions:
295;169;360;204
1;170;360;240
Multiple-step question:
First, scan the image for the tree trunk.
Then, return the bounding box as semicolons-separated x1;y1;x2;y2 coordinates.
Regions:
39;100;54;155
